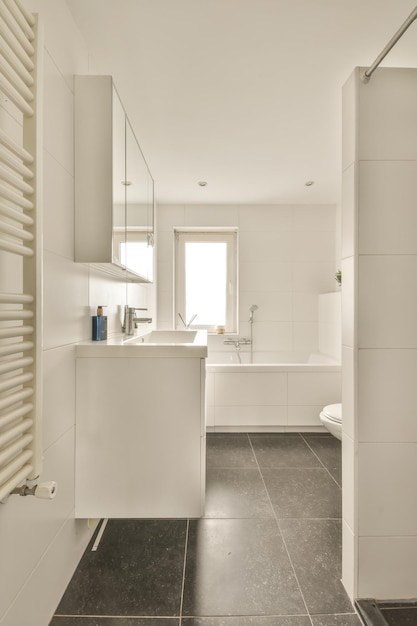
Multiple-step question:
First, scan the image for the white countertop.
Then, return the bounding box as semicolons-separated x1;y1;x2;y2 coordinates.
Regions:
76;330;208;358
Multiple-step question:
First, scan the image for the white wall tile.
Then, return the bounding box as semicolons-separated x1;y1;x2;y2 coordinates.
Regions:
358;349;417;443
43;345;76;451
185;204;239;226
293;261;335;293
239;292;292;322
342;433;355;532
43;251;90;349
341;163;356;260
358;255;417;348
0;428;79;619
43;151;75;259
239;261;293;293
342;68;358;171
342;346;355;440
293;205;336;231
157;230;174;262
252;321;293;352
342;520;356;601
239;230;293;262
341;256;355;349
214;372;287;406
157;260;174;292
157;289;174;326
319;322;341;360
318;292;341;323
359;68;417;161
292;231;336;263
157;204;185;230
293;322;318;352
43;51;74;175
25;0;90;88
294;293;318;322
358;537;417;599
358;442;417;536
4;516;94;626
238;205;293;231
288;372;341;406
358;161;417;255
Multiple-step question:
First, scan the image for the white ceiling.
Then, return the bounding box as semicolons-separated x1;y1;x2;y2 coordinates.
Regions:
65;0;417;205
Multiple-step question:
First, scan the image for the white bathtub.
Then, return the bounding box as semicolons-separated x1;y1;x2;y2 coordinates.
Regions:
205;351;341;432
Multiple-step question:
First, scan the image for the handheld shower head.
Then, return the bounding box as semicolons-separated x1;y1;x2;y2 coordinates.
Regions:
248;304;258;323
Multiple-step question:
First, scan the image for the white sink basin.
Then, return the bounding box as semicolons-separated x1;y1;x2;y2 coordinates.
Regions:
124;330;198;344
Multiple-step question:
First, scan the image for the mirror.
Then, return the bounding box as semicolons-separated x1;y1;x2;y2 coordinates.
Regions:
111;86;154;281
124;118;154;281
111;87;126;268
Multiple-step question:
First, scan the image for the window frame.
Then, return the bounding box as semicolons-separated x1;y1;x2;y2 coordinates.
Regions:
174;228;238;333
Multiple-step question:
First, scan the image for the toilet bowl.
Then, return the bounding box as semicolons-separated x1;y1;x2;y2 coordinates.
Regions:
319;403;342;440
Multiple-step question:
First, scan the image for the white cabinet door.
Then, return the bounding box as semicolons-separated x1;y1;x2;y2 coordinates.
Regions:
75;357;204;518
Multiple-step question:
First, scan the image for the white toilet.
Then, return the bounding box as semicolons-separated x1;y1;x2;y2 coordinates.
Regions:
319;403;342;440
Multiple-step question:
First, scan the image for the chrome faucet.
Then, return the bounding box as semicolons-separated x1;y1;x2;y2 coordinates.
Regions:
123;306;152;336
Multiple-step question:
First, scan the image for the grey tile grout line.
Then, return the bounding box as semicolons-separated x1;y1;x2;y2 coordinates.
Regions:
299;432;343;489
246;432;315;626
178;518;190;626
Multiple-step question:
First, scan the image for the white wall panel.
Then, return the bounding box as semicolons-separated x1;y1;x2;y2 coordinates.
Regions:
43;51;74;175
358;443;417;536
358;349;417;442
358;537;417;599
358;68;417;161
43;150;75;259
358;255;417;349
43;251;90;349
215;372;287;406
43;346;76;450
288;372;341;405
359;161;417;255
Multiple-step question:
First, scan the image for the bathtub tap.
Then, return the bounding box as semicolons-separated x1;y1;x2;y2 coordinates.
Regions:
223;337;251;348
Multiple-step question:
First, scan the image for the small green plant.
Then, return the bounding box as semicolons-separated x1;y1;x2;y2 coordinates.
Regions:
335;270;342;286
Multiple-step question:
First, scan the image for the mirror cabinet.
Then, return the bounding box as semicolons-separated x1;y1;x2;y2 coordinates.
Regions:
75;75;154;282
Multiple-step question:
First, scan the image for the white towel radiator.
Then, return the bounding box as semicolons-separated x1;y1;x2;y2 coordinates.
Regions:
0;0;44;502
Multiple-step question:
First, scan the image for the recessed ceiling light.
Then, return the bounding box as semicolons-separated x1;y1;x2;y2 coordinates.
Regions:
305;180;315;187
198;181;208;187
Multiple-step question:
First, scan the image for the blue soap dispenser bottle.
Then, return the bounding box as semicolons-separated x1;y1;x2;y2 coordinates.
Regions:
92;305;107;341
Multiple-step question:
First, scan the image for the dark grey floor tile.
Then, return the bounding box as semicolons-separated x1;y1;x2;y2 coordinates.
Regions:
182;617;311;625
328;465;342;487
206;434;256;468
380;607;417;626
250;434;322;468
55;520;186;617
302;434;342;470
280;519;354;616
205;468;274;518
50;619;179;625
311;614;363;626
262;468;341;519
182;518;306;617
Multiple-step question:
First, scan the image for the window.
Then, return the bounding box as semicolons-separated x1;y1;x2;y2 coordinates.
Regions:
175;229;238;332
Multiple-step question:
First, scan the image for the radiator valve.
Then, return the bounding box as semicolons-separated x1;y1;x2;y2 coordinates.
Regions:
11;481;57;499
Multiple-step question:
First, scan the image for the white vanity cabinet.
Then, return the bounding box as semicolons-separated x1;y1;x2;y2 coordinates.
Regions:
74;344;206;518
74;75;154;282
